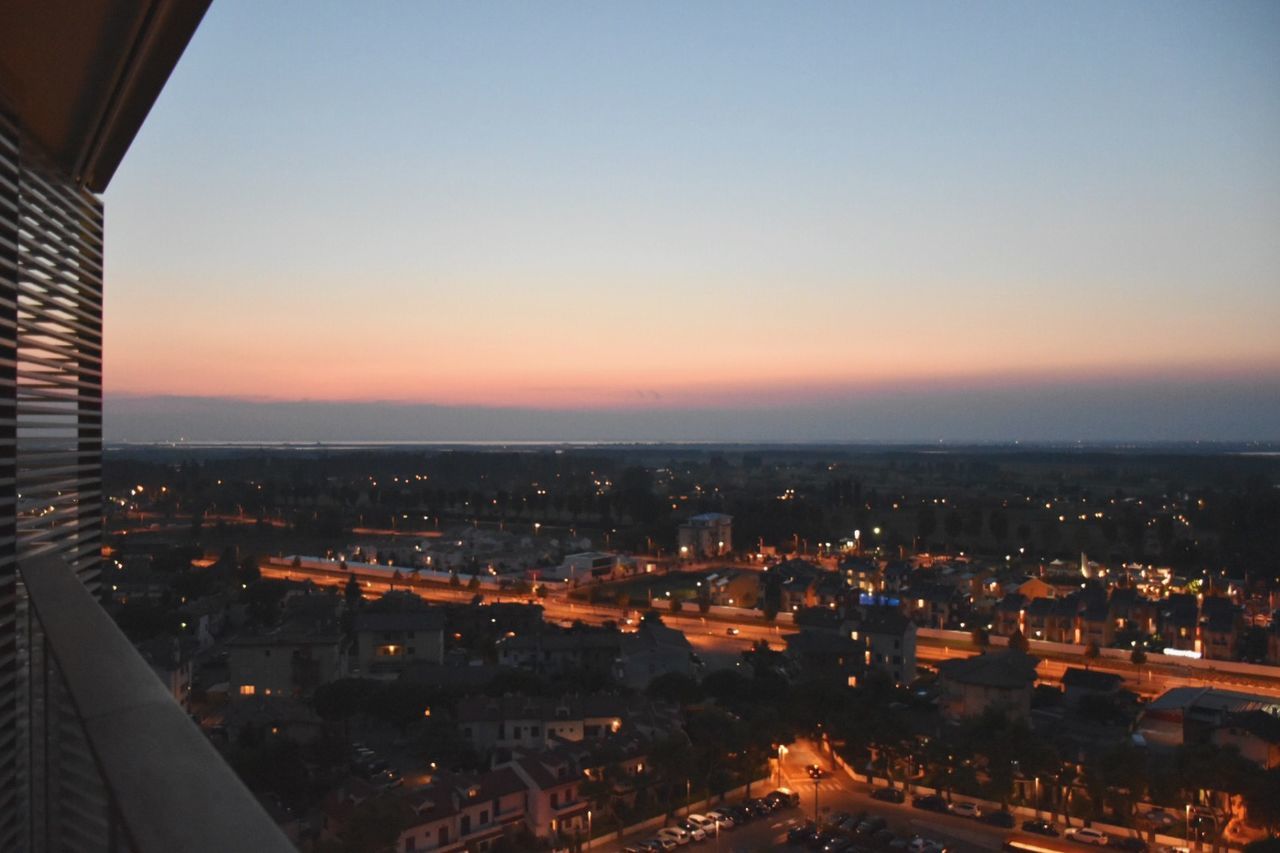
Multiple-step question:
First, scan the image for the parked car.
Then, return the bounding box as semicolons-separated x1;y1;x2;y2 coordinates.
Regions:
1108;839;1147;853
871;787;906;804
857;816;888;835
950;802;981;818
706;810;735;830
657;827;691;846
767;788;801;808
911;795;948;813
675;818;706;841
872;829;898;846
725;804;753;825
726;627;740;636
746;798;773;816
1067;828;1109;846
1022;820;1060;837
686;814;717;835
823;838;854;852
908;836;947;853
789;822;819;844
981;810;1016;828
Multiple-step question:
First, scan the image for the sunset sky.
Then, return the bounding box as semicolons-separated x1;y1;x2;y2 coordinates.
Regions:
103;1;1280;441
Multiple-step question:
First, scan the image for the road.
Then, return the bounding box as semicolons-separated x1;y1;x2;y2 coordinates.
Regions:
593;738;1021;853
255;560;1280;698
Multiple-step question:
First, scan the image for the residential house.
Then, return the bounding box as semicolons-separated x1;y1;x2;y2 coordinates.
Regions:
841;557;882;593
1212;711;1280;769
703;568;760;609
1061;667;1124;710
677;513;732;559
354;595;446;677
1200;597;1242;661
396;769;530;853
993;594;1026;638
936;650;1040;721
903;583;958;629
508;749;589;842
497;628;621;677
1159;594;1200;654
456;695;628;756
614;620;699;689
228;595;347;699
850;606;917;686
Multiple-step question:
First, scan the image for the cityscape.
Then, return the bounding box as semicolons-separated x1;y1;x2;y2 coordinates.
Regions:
1;3;1278;853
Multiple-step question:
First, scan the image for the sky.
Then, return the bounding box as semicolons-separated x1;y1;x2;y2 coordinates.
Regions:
103;1;1280;442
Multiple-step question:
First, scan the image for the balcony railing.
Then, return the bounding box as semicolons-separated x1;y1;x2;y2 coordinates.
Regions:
20;551;295;853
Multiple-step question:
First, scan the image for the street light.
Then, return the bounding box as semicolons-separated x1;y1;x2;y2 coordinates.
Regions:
587;809;592;847
777;744;788;786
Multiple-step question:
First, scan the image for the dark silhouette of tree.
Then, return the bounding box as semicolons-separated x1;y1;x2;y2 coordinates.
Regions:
1083;640;1100;670
1008;628;1030;653
971;627;991;650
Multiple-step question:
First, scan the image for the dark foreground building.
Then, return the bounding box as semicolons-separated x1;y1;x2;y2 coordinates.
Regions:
0;4;292;850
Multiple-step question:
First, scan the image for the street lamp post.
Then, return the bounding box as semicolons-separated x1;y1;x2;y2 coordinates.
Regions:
587;810;592;850
814;777;820;824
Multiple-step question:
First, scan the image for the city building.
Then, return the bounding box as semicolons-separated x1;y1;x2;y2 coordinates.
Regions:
677;512;732;559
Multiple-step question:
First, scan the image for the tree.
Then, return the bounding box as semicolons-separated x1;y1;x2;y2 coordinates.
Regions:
1008;628;1030;653
449;570;460;587
467;573;481;591
1130;646;1147;668
971;627;991;650
669;596;683;614
1083;640;1100;670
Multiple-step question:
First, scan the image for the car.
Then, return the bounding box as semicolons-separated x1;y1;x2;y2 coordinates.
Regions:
789;822;819;844
726;627;740;636
871;787;906;804
872;829;898;846
949;802;981;819
706;810;735;830
807;764;828;779
857;816;888;835
1140;809;1176;828
812;832;842;851
657;827;691;846
746;798;773;816
767;788;801;808
908;837;946;853
725;805;753;825
647;837;679;851
1067;828;1109;846
911;795;948;813
823;838;855;852
1108;840;1147;853
676;818;707;841
981;810;1015;828
686;814;717;834
1022;820;1060;837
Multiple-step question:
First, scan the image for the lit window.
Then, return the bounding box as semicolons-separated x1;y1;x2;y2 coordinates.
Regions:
239;685;255;695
